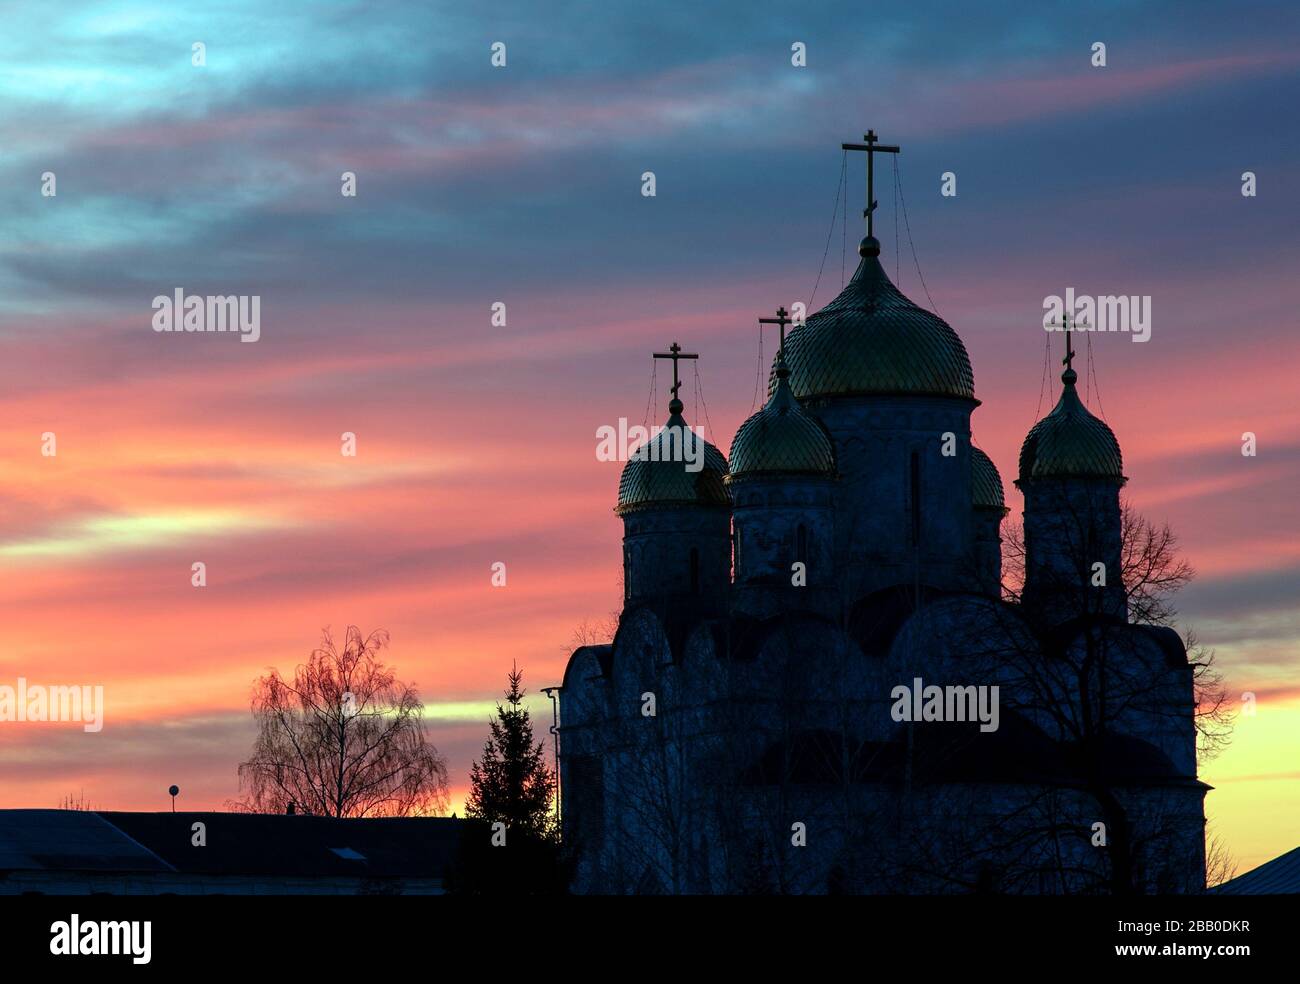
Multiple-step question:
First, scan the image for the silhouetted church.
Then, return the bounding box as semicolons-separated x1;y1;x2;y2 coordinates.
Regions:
556;135;1206;895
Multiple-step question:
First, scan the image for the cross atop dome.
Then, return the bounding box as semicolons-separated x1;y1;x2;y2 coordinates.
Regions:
842;129;900;241
1064;319;1076;377
758;306;793;356
653;341;698;412
1044;313;1092;381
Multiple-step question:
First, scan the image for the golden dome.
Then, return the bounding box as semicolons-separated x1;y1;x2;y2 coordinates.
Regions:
971;446;1005;509
1018;369;1124;482
729;354;836;480
616;401;730;513
777;237;975;402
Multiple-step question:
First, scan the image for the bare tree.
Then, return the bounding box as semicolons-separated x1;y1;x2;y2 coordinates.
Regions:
1205;826;1239;889
58;790;92;811
237;626;449;817
1002;502;1194;623
564;612;621;656
1186;632;1233;763
1117;507;1196;626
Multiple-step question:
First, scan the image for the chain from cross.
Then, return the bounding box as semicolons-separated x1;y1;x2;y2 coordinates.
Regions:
841;129;900;239
652;341;699;400
758;306;792;355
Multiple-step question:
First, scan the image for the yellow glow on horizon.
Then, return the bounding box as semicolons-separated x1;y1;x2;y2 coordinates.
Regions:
0;510;285;560
1203;694;1300;873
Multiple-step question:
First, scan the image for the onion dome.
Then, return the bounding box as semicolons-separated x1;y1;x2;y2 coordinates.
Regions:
776;236;975;401
1018;367;1124;482
616;398;729;514
729;351;836;479
971;446;1006;510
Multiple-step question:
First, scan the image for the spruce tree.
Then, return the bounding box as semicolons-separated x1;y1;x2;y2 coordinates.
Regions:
465;664;556;840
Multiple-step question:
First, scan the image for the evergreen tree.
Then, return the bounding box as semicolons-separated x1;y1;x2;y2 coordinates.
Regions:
447;665;568;894
465;664;556;839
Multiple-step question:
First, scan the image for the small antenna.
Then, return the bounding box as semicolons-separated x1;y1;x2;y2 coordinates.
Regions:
168;784;179;812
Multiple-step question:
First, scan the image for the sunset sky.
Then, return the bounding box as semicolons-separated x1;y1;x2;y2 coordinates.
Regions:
0;2;1296;873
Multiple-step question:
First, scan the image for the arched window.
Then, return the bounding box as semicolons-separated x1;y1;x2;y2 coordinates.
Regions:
734;525;743;579
689;547;700;594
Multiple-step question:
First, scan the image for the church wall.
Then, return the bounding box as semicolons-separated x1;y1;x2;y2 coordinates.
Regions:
730;475;837;619
1119;784;1209;893
621;505;730;611
1099;632;1198;778
973;505;1005;597
730;477;834;584
804;395;976;600
1019;476;1125;622
1167;661;1199;777
559;612;1206;894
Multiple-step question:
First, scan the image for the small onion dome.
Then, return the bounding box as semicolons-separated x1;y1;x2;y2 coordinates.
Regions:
971;446;1006;510
729;352;835;479
774;236;975;402
1018;368;1125;482
616;398;730;514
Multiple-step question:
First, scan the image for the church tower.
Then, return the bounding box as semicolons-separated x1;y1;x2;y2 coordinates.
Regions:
727;309;837;617
1016;332;1126;623
776;135;980;602
616;343;731;617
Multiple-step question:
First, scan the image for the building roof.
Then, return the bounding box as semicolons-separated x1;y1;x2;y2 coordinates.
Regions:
616;401;729;513
728;352;836;479
0;810;463;881
971;446;1005;509
0;810;172;873
777;237;975;402
1018;368;1124;482
1213;846;1300;894
100;812;462;879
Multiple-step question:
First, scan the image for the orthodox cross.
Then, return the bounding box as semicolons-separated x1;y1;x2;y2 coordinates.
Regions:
758;306;792;356
1045;313;1089;372
841;129;900;238
653;341;698;400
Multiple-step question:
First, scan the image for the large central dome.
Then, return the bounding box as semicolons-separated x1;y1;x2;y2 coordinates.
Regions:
778;237;975;402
